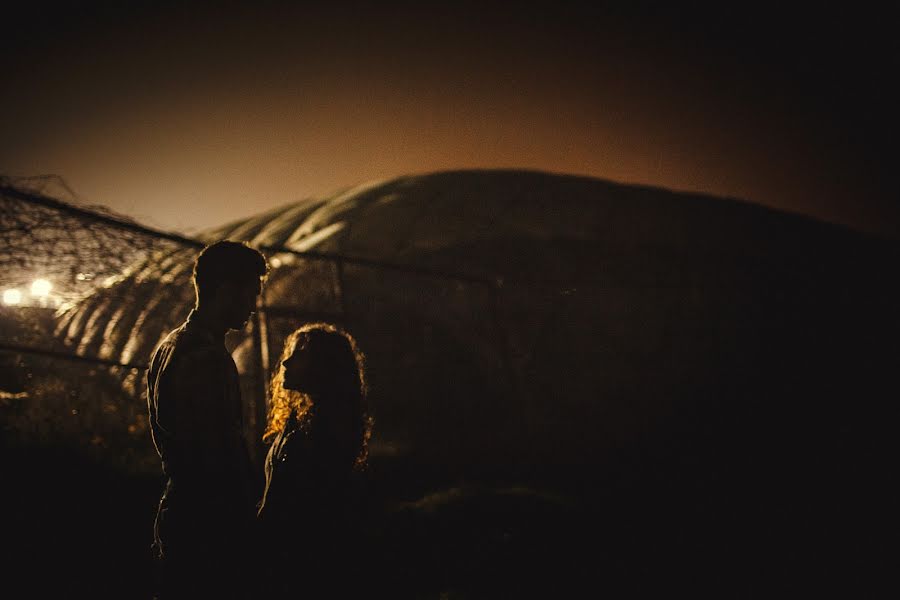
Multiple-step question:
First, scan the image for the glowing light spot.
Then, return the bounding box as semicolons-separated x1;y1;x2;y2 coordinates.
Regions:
3;289;22;305
31;279;52;297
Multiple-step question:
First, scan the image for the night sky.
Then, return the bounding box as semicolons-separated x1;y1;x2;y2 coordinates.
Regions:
2;2;896;238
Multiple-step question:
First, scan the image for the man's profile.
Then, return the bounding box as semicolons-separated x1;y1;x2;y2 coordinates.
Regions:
146;239;268;599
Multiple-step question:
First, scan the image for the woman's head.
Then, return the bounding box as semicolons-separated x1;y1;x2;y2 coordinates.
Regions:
281;324;363;397
264;322;371;467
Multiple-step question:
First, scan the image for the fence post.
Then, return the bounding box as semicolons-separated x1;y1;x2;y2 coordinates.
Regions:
488;278;519;403
335;258;347;319
249;296;269;468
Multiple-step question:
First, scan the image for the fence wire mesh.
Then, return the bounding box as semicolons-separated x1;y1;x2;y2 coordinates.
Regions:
0;179;205;470
0;179;517;476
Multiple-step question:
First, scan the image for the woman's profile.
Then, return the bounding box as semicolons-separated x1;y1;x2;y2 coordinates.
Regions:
256;322;372;590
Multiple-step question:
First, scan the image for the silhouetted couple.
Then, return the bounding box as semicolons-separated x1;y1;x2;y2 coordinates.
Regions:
146;240;371;599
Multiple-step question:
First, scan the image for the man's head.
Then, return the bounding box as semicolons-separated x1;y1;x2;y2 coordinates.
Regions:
193;240;268;329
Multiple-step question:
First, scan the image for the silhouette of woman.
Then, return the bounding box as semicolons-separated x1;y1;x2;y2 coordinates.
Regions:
256;322;372;592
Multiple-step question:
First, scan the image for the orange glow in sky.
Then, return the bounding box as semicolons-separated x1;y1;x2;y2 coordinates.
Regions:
1;3;896;237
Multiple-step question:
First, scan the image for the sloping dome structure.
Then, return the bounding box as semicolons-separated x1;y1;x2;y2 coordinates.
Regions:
55;169;899;492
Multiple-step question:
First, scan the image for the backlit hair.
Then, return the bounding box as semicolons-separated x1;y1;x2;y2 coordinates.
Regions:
192;239;268;304
263;322;372;470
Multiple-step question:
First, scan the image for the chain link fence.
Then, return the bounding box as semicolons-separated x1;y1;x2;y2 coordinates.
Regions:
0;179;518;478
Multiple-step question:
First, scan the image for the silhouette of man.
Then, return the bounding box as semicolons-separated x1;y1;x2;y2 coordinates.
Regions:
147;240;268;599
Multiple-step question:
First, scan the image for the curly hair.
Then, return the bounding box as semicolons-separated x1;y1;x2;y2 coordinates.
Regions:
263;322;372;470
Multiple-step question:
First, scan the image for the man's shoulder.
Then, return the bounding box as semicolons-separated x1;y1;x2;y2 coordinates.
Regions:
167;319;218;347
152;322;223;367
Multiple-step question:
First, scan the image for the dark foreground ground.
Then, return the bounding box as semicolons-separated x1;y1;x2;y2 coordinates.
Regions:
2;421;890;600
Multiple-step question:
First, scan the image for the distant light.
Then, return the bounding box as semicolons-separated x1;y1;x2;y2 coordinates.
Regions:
31;279;52;297
3;289;22;305
76;273;94;282
270;257;282;268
